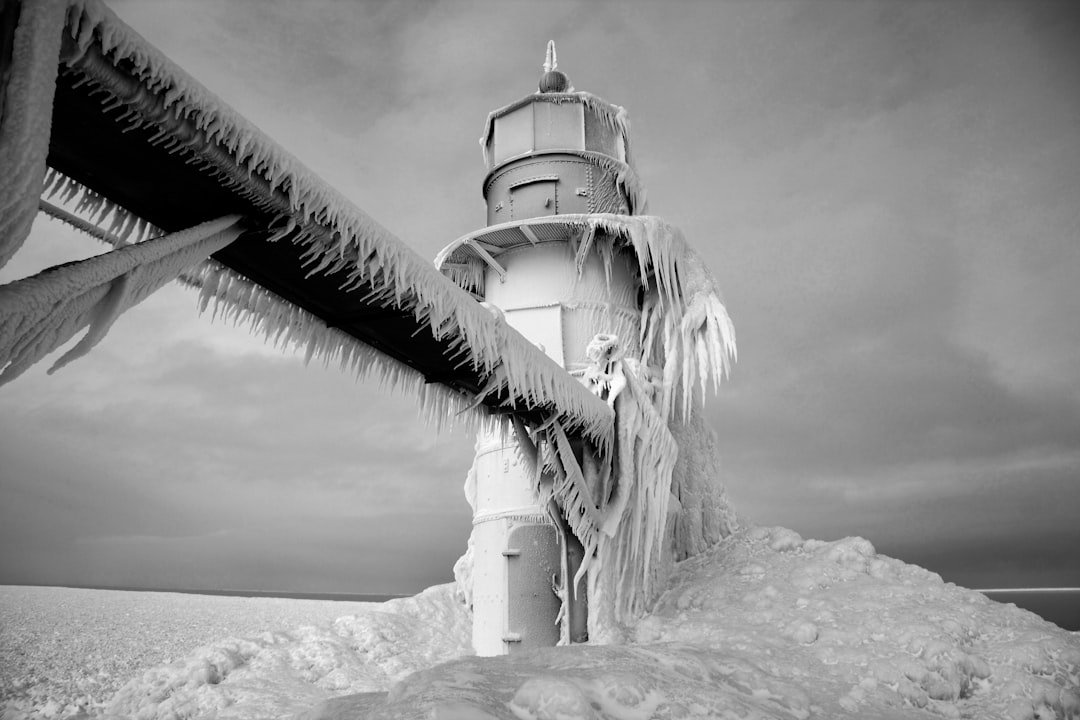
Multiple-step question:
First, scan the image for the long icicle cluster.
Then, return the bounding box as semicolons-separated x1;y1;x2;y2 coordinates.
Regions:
602;215;737;422
530;333;678;631
596;358;677;624
566;213;738;421
438;213;737;421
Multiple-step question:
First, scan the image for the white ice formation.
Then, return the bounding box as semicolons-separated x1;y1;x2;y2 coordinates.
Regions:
436;213;737;425
1;0;615;450
319;530;1080;720
7;0;736;655
0;214;244;386
105;584;472;720
441;210;739;631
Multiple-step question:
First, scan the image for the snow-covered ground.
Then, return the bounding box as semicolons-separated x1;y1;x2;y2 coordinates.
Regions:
3;529;1078;720
0;585;468;719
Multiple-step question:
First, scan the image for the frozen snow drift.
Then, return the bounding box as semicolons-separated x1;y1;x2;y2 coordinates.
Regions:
7;527;1075;720
305;527;1080;720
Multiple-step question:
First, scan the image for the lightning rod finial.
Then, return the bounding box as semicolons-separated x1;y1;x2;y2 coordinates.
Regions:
539;41;570;93
544;40;557;73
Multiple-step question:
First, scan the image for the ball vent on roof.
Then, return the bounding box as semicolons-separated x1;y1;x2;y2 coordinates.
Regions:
538;40;571;93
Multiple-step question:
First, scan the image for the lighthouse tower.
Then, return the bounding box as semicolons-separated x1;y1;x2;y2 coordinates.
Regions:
437;43;645;656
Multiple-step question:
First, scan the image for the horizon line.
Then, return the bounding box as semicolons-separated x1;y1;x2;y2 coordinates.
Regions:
976;587;1080;593
0;582;411;596
5;582;1078;594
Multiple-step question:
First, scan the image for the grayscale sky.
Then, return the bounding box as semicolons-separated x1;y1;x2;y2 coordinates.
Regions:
1;0;1078;594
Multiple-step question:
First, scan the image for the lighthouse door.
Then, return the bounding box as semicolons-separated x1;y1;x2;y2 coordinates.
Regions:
504;523;562;653
509;177;558;221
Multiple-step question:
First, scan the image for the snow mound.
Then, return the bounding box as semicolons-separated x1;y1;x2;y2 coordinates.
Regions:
641;527;1080;719
317;528;1079;720
99;584;470;720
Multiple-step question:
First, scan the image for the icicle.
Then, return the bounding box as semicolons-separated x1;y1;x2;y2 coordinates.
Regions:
560;333;679;630
438;213;734;422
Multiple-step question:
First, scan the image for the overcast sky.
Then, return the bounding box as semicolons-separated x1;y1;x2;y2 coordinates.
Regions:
1;0;1078;594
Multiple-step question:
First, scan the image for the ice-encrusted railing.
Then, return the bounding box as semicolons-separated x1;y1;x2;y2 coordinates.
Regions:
0;0;618;449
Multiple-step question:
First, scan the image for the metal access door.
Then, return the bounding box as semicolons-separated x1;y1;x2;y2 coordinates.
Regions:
504;523;561;653
510;178;558;221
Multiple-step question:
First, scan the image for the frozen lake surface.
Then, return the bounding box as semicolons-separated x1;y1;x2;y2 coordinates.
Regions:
0;585;397;718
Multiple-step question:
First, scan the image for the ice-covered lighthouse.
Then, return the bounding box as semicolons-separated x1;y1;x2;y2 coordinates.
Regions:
437;43;736;656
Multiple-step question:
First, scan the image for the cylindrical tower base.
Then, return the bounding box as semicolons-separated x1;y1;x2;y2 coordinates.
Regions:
470;429;561;656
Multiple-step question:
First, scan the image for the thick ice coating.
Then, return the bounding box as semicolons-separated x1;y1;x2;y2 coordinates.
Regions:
1;0;616;450
0;215;244;385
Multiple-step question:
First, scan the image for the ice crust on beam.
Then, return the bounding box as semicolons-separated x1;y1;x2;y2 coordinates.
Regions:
0;215;243;385
0;2;617;444
197;256;615;444
34;0;615;447
35;197;604;444
0;0;67;269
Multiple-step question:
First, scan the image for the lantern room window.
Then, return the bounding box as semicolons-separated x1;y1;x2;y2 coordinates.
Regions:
492;101;586;166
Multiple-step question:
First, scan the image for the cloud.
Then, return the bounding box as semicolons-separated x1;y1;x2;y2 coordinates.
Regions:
56;513;468;592
0;277;475;591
